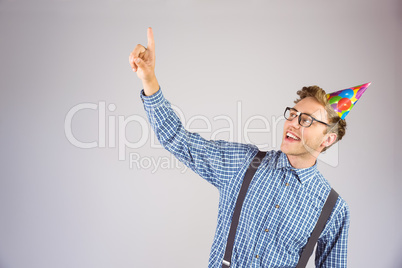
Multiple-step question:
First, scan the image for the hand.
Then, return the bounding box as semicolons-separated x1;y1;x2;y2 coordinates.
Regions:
129;27;156;82
129;27;159;95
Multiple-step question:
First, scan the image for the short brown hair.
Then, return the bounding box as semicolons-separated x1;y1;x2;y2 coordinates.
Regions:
294;85;347;152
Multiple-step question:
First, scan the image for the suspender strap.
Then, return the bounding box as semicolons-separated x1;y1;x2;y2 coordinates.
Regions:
296;188;339;268
222;150;266;268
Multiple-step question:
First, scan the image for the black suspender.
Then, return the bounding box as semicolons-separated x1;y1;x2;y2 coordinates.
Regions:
221;151;339;268
222;150;266;268
296;188;339;268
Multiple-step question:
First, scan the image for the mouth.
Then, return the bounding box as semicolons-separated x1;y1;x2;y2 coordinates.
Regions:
285;131;301;142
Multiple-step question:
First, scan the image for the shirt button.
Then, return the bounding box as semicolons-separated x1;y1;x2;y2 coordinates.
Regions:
285;183;289;186
256;255;259;259
265;229;269;232
275;205;280;209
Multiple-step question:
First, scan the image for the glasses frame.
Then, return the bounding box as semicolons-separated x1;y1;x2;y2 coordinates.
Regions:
284;107;331;128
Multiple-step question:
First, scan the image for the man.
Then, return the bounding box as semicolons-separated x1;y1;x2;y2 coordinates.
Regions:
129;27;359;267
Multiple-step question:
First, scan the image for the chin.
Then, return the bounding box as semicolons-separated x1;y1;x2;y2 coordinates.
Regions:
280;143;291;155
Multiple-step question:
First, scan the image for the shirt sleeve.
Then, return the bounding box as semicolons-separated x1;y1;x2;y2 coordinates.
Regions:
315;198;350;267
139;87;255;189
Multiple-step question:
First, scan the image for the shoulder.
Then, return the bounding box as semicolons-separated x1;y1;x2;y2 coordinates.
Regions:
320;193;350;240
314;171;351;223
311;169;332;189
305;170;350;233
312;171;350;221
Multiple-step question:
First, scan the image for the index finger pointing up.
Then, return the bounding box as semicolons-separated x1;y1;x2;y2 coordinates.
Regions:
147;27;155;52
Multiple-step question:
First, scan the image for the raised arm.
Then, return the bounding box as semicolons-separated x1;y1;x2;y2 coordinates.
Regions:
128;28;257;189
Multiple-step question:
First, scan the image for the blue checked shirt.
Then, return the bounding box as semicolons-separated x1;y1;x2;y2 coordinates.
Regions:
140;87;350;268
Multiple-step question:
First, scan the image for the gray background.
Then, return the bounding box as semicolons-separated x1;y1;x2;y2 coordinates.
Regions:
1;0;401;267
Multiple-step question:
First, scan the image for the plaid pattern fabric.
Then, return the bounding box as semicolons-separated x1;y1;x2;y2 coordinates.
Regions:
140;88;350;268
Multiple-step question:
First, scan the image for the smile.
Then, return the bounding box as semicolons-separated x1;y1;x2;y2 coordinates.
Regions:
286;131;301;141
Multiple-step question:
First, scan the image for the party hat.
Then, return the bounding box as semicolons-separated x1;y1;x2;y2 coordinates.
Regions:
326;82;371;119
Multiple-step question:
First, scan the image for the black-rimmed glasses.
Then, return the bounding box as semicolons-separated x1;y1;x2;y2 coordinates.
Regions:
284;107;331;128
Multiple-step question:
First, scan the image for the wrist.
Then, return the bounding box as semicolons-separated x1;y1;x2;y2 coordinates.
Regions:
142;76;159;96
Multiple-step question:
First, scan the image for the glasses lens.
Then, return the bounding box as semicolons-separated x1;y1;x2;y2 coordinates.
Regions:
284;108;297;120
285;107;297;120
299;114;313;127
284;108;289;119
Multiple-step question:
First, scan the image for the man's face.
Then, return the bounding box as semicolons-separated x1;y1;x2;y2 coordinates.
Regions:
280;97;330;159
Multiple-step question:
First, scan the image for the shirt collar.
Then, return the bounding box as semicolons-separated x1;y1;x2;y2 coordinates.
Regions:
275;151;318;184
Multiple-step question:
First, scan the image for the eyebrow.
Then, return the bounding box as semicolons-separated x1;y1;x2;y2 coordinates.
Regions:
291;107;312;116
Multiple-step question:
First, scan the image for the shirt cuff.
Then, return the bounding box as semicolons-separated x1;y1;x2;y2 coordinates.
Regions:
140;86;164;110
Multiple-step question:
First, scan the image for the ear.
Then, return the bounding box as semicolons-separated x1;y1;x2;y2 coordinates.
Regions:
322;132;337;148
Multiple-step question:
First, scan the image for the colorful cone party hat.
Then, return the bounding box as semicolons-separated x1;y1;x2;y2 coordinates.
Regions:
326;82;371;119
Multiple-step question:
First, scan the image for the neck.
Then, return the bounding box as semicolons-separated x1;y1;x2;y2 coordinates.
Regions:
286;153;318;169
